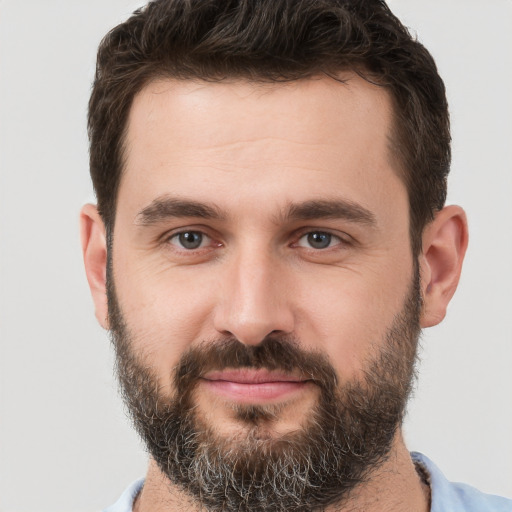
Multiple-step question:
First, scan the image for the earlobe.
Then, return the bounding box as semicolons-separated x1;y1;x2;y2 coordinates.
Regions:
80;204;110;329
419;205;469;328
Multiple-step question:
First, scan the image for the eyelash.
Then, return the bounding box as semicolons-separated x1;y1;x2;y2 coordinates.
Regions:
294;231;345;250
166;230;218;251
164;228;350;253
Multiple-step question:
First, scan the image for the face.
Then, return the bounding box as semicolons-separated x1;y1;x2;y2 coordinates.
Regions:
108;76;420;509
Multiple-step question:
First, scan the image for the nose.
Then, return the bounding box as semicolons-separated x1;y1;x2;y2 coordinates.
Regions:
213;249;295;345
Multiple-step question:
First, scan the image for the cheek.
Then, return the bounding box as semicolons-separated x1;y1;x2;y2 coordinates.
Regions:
295;264;412;379
112;257;218;380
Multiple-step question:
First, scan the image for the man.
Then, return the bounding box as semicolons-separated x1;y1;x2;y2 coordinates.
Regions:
80;0;511;511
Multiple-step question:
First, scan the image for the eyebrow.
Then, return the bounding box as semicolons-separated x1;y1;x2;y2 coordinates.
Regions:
135;196;376;228
135;197;225;225
282;199;377;226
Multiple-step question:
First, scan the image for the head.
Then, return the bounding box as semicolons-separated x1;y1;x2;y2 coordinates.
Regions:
82;1;468;511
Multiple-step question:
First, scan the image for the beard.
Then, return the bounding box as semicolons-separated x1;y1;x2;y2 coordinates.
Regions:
107;270;421;512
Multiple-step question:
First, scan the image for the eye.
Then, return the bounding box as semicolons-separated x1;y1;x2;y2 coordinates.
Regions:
296;231;341;249
168;231;210;250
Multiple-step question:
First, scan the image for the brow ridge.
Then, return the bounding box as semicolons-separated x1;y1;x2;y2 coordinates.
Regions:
283;199;376;226
135;196;225;225
135;196;376;228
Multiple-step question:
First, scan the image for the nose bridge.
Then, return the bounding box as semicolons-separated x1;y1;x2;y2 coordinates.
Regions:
214;241;294;344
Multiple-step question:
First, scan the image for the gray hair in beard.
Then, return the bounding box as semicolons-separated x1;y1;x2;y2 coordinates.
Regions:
108;270;421;512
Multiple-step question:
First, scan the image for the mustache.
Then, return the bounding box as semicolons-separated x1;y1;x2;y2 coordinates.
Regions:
173;335;338;396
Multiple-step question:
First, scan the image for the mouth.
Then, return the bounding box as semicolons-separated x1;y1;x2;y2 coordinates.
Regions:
201;369;312;403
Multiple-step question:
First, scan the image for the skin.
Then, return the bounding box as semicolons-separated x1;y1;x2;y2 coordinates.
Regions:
81;74;468;511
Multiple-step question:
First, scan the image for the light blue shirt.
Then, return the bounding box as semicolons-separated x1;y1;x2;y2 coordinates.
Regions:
411;452;512;512
104;452;512;511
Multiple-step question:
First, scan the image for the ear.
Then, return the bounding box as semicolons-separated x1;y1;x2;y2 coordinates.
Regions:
419;205;468;328
80;204;109;329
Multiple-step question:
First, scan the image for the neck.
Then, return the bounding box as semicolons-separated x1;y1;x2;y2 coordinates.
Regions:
134;431;430;512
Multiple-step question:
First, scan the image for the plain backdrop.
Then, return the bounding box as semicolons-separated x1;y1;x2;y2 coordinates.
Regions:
0;1;511;511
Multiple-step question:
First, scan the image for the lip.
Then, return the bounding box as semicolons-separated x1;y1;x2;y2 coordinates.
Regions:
201;369;311;403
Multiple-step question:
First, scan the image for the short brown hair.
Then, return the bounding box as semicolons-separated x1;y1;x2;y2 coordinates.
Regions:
88;0;450;254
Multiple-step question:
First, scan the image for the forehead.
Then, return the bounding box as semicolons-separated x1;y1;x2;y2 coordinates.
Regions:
120;75;404;221
126;74;393;153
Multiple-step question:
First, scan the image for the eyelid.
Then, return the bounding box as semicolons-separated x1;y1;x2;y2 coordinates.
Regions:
292;228;353;247
161;225;222;250
158;225;353;253
297;231;341;249
168;231;211;249
160;224;212;240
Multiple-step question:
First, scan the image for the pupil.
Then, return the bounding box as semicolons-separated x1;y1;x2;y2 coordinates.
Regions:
308;232;331;249
179;232;202;249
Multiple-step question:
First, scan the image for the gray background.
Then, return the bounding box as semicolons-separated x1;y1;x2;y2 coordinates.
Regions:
0;1;511;511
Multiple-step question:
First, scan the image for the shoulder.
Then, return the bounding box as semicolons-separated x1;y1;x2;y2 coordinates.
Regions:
103;478;145;512
411;452;512;512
